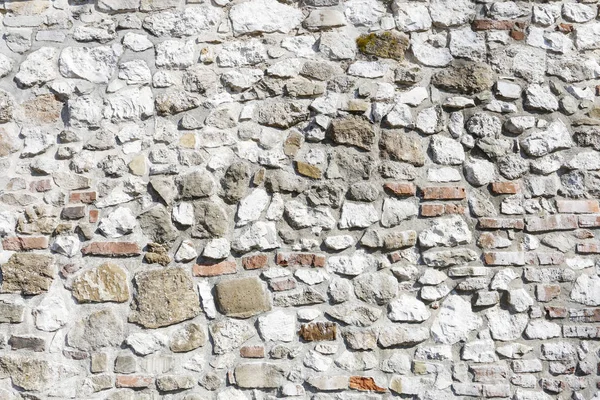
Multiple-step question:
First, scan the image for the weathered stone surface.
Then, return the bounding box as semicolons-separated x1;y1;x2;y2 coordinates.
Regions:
356;31;409;60
0;253;54;295
379;130;425;166
59;46;119;83
215;276;271;318
234;363;285;388
170;323;206;352
67;309;124;351
329;116;375;151
431;62;494;94
71;263;129;303
209;318;255;354
129;268;200;328
431;295;482;344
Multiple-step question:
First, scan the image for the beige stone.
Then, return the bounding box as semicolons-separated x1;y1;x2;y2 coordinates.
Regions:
215;276;271;318
71;263;129;303
0;253;54;295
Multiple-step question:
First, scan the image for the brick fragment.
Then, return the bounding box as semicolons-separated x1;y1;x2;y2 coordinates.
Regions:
383;182;416;197
420;203;465;217
483;251;525;266
421;186;466;200
491;181;520;194
472;20;516;31
30;179;52;192
242;253;269;270
193;260;237;277
536;284;560;302
269;277;297;291
276;252;325;268
546;306;568;319
2;236;49;251
89;209;99;223
69;191;97;204
478;218;524;230
61;205;86;220
240;345;265;358
524;215;578;232
569;308;600;323
349;376;386;393
556;200;599;214
557;23;573;33
536;252;565;265
510;29;525;40
115;375;154;388
578;215;600;228
299;322;336;341
577;243;600;254
81;242;141;257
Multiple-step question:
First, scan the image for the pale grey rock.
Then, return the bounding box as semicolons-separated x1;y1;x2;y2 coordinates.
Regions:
393;1;431;32
258;310;296;342
449;27;486;61
284;200;336;230
570;273;600;306
486;308;528;341
203;238;230;259
15;47;57;87
232;221;279;253
388;295;430;322
209;319;255;354
575;23;600;51
230;0;302;35
462;339;498;363
430;0;475;27
381;198;418;227
431;295;482;344
126;332;166;356
217;40;267;67
344;0;385;26
21;127;54;157
59;46;120;83
525;320;561;340
34;292;69;332
378;325;429;347
156;40;195;69
524;84;559;112
464;158;496;187
67;309;124;351
353;272;398;305
411;32;453;67
419;215;472;248
326;302;382;326
430;136;465;165
520;119;573;157
338;202;379;229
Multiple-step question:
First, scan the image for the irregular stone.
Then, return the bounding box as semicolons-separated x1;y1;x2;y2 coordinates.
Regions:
338;202;379;229
258;311;295;342
429;0;475;27
486;308;528;341
284;200;336;230
234;363;285;388
419;215;472;248
59;46;119;83
520;119;573;157
326;302;382;327
381;198;418;227
129;268;200;328
430;136;465;165
229;0;303;35
71;263;129;303
388;295;431;322
378;325;429;347
209;318;255;354
155;40;195;69
0;253;54;295
329;116;375;151
356;31;409;60
379;130;425;166
15;47;57;87
139;205;178;244
353;272;398;305
67;309;124;351
431;62;493;94
215;276;271;318
170;323;206;353
431;295;482;344
570;273;600;306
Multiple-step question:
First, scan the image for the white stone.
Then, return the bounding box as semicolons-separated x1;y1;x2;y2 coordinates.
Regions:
126;332;166;356
324;235;354;251
462;339;498;363
449;27;486;61
525;320;561;340
229;0;303;35
175;240;198;262
284;200;336;230
520;119;573;157
236;189;270;227
411;32;453;67
427;167;462;183
15;47;57;87
104;86;154;121
416;106;440;134
0;212;16;237
172;202;194;226
419;269;448;286
98;207;136;238
420;284;452;301
507;288;534;313
419;215;471;248
326;250;378;276
384;103;413;128
304;350;332;372
51;236;80;258
486;308;528;341
570;273;600;306
429;0;476;27
295;269;329;285
217;388;249;400
257;310;295;342
34;292;69;332
0;53;14;78
217;40;267;67
203;238;231;259
21;127;53;157
431;295;482;344
123;32;153;52
118;60;151;84
563;3;597;23
388;295;430;322
393;1;431;32
398;87;428;106
430;136;464;165
565;151;600;171
198;281;217;319
496;80;521;99
464;158;496;187
59;45;121;83
381;198;418;228
232;221;280;253
347;61;388;78
156;40;195;69
297;308;320;321
281;36;317;57
339;202;379;229
319;30;356;60
525;84;558;112
344;0;385;26
222;68;263;91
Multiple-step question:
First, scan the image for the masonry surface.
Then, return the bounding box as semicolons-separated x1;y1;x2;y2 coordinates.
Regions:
0;0;600;399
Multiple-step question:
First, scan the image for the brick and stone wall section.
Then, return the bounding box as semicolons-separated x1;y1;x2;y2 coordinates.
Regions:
1;0;600;399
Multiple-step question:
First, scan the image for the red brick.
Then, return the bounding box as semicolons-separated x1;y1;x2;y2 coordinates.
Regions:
536;252;566;265
510;29;525;40
420;203;466;217
421;186;466;200
2;236;49;251
240;345;265;358
536;284;560;302
276;252;325;268
483;251;525;266
491;181;520;194
557;23;573;33
349;376;386;393
383;182;416;197
193;260;237;277
115;375;153;388
478;218;524;230
242;253;269;270
546;306;568;319
69;191;97;204
472;19;516;31
81;242;141;257
61;205;86;220
89;209;99;223
578;215;600;228
556;200;599;214
29;179;52;192
524;215;578;232
577;243;600;254
269;277;296;291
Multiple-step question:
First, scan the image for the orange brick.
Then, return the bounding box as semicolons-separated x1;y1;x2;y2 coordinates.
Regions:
483;251;525;266
478;218;524;230
421;203;465;217
89;209;99;223
510;29;525;40
556;200;600;214
69;191;97;204
242;253;269;270
546;306;568;319
276;252;325;268
193;260;237;277
349;376;386;393
2;236;49;251
421;186;466;200
491;181;520;194
557;23;573;33
240;345;265;358
472;19;516;31
536;284;560;302
115;375;153;388
383;182;416;197
81;242;141;257
29;179;52;192
269;277;296;291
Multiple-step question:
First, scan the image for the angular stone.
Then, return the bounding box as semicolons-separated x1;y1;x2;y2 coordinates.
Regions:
431;62;494;94
520;119;573;157
215;276;271;318
234;363;285;388
326;302;382;327
15;47;57;87
388;295;431;322
156;375;196;392
229;0;302;35
59;46;119;83
378;325;429;347
0;253;54;295
419;215;472;248
353;272;398;305
356;31;409;60
129;268;200;328
486;308;528;341
0;300;24;323
232;221;279;253
379;130;425;166
209;318;255;354
0;355;54;391
67;309;124;351
139;205;178;244
570;273;600;306
299;322;337;341
431;295;482;344
430;0;475;27
258;310;295;342
170;323;206;353
329;116;375;151
33;292;69;332
71;263;129;303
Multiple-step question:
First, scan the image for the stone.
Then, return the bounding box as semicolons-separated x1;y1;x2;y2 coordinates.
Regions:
486;308;528;341
379;130;425;166
155;40;196;69
126;332;166;356
304;10;346;30
229;0;303;35
33;292;69;332
98;207;136;238
353;272;398;305
0;253;54;295
520;119;573;157
59;46;120;83
15;47;57;87
431;295;482;344
326;302;382;327
71;263;129;303
215;277;271;318
236;189;270;226
393;1;431;32
129;268;200;328
234;363;285;388
429;0;475;27
430;136;465;165
431;62;493;94
299;322;337;341
464;158;496;187
209;318;255;354
326;251;378;276
378;325;429;347
329;116;375;151
232;221;279;253
356;31;409;60
338;202;379;229
67;309;124;351
170;323;206;352
0;355;54;392
570;273;600;306
419;216;472;248
388;295;430;322
381;198;418;227
139;205;178;244
258;311;296;342
524;84;559;112
217;39;267;67
156;375;196;392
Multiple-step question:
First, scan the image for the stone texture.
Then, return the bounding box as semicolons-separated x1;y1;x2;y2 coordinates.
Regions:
71;263;129;303
0;253;54;295
215;276;271;318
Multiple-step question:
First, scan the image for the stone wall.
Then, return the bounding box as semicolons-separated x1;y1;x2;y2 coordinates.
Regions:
0;0;600;399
